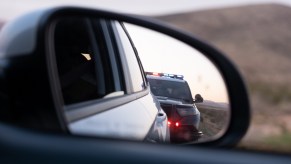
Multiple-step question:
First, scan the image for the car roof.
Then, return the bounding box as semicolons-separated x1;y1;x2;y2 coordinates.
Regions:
147;75;186;83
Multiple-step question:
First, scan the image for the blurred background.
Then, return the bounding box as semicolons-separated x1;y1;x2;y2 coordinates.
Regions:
1;0;291;153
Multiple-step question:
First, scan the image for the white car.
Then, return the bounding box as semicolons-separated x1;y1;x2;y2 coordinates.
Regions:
0;15;169;143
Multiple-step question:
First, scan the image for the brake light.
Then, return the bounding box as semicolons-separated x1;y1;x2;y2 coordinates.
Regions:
168;121;180;127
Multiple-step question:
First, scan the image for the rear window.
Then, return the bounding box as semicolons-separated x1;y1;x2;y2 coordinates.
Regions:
148;78;192;103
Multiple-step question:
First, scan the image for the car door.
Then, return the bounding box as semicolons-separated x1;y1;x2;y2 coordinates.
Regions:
110;21;169;142
53;17;168;142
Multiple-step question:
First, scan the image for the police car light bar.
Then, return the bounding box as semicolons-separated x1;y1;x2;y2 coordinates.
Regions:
145;72;184;80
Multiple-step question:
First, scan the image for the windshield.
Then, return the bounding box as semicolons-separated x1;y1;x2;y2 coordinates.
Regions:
148;78;192;103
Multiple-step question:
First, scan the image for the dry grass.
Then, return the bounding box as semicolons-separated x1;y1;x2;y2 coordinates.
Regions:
198;105;228;138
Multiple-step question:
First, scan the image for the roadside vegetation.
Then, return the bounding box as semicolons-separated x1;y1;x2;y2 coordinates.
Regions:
197;103;229;139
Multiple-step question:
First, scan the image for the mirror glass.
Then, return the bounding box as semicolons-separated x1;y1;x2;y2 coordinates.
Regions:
125;23;230;142
52;16;230;144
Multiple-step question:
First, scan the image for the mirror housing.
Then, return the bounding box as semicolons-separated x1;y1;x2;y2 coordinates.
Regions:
193;94;203;103
0;7;250;147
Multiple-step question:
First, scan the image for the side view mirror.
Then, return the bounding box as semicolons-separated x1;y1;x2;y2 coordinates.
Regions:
0;7;250;147
194;94;203;103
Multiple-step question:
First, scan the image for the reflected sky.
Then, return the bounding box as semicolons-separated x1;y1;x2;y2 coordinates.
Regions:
125;23;228;103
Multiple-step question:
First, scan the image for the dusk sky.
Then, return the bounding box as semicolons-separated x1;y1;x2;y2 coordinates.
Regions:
125;24;229;103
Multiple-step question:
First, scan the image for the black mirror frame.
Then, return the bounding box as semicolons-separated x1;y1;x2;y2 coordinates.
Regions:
39;7;250;148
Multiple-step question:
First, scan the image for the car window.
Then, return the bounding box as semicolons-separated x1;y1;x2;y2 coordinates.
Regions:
148;78;192;102
54;18;123;105
114;22;145;92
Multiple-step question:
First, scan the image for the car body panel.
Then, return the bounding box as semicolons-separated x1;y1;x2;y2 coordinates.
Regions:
69;94;155;141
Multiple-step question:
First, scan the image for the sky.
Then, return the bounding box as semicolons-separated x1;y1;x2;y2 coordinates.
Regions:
125;24;228;103
1;0;291;21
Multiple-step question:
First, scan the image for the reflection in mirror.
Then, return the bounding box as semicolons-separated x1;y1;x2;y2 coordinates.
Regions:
125;23;230;143
52;17;230;145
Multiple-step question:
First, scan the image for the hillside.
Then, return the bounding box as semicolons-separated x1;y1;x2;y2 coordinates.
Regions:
156;4;291;152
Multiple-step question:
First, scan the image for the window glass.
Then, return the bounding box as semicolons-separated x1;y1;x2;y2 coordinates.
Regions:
54;18;100;105
148;78;192;103
115;22;144;92
54;18;121;105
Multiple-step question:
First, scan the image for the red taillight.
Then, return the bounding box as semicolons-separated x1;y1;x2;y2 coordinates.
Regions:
168;121;179;127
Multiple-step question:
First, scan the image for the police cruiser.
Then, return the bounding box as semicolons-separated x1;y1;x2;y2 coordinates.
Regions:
146;72;203;143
